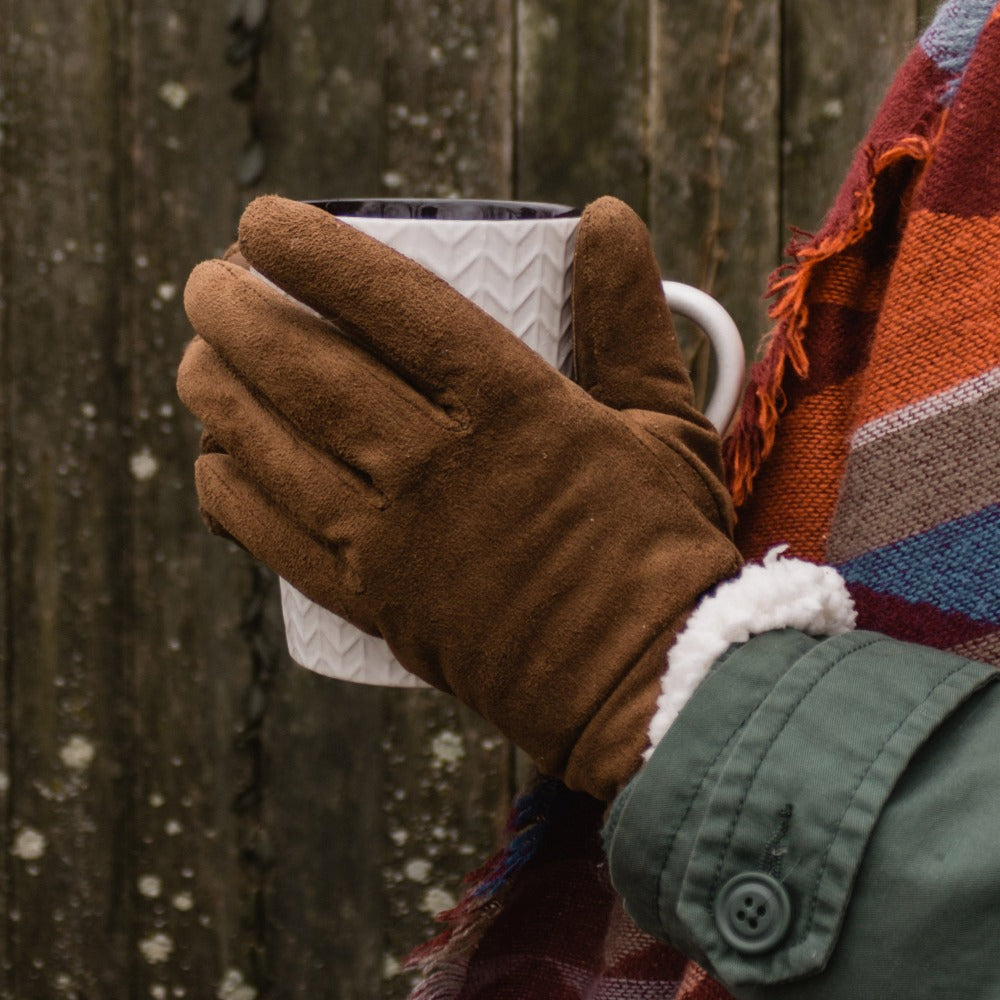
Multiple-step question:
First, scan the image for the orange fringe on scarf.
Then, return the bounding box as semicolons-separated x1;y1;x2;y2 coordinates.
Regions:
724;121;947;508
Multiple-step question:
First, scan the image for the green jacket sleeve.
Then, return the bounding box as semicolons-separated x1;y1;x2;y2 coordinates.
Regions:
603;628;1000;999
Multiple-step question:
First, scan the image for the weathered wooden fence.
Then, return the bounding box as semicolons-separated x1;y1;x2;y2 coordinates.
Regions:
0;2;938;997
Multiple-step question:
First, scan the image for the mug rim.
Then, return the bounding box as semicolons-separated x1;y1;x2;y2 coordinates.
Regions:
305;197;580;221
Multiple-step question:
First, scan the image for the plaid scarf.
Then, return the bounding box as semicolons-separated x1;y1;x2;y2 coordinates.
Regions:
409;2;1000;995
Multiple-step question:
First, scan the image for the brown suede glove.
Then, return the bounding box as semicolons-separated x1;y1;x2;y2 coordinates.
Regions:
177;195;742;801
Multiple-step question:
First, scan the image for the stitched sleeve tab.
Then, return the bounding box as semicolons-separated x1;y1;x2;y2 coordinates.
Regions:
668;631;996;987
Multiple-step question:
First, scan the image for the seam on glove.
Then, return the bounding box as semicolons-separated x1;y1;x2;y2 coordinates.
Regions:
644;545;857;758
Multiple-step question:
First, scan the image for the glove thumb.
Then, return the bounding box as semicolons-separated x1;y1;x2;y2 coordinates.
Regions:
572;197;703;423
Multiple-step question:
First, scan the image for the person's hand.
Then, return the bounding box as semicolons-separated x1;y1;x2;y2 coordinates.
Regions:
177;195;741;800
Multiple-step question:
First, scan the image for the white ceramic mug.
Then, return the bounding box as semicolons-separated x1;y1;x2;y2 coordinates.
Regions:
278;198;746;688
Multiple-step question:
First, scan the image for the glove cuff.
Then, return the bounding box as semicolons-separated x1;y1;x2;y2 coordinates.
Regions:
645;546;857;757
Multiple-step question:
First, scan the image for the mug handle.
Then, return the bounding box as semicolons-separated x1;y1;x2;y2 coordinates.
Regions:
661;281;745;433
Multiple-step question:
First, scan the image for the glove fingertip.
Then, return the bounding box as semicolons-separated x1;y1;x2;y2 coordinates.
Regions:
237;195;332;276
183;258;244;330
577;196;651;265
176;335;228;418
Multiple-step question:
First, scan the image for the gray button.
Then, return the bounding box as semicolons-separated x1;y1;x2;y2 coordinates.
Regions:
714;872;791;955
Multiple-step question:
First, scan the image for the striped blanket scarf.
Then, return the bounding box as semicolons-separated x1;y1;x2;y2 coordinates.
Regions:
409;1;1000;995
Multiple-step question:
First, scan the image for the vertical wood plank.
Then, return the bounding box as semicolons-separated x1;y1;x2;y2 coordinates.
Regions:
126;4;265;998
0;3;134;995
379;697;513;998
223;4;395;994
781;1;918;235
517;0;649;211
261;642;388;999
254;3;518;997
256;0;389;200
378;6;518;992
649;0;782;369
0;2;11;992
253;8;394;995
383;0;515;199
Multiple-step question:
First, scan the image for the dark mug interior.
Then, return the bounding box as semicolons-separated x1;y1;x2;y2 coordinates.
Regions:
306;197;579;221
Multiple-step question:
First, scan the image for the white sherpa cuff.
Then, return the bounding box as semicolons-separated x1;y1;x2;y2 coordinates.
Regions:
643;545;857;759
